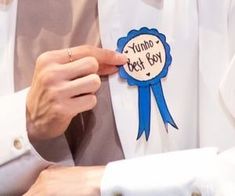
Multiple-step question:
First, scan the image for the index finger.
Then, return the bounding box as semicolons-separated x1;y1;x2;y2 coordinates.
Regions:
55;45;127;65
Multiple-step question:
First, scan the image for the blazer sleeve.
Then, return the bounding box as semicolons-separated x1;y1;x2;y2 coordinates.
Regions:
101;148;235;196
0;88;74;195
219;0;235;119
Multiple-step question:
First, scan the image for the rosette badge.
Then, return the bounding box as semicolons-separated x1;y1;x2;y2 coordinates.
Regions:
117;27;178;141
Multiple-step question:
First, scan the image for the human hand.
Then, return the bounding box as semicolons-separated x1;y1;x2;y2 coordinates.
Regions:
24;166;105;196
26;45;127;141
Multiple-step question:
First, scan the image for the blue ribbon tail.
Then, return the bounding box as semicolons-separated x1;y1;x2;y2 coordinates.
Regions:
137;86;151;140
151;83;178;131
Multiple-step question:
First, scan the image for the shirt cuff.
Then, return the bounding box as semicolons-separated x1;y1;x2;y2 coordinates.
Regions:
101;148;218;196
0;88;31;165
0;88;73;194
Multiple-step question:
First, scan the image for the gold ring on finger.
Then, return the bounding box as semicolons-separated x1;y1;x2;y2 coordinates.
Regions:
67;48;73;62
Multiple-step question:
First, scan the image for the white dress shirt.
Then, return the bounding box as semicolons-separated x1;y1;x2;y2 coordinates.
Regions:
99;0;235;195
0;0;16;94
0;0;30;166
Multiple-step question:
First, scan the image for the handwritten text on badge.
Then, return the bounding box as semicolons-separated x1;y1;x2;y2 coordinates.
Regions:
123;34;166;81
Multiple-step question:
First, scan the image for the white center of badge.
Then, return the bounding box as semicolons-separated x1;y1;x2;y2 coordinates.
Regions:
123;34;166;81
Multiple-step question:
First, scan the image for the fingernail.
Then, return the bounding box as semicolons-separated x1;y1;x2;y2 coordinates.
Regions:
116;52;128;63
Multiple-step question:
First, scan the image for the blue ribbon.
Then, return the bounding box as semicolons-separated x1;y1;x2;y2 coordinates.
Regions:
117;27;178;141
137;86;151;140
152;83;178;131
137;83;178;141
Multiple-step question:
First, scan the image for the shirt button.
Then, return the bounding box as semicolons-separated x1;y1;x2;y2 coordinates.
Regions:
192;192;202;196
114;192;123;196
13;138;23;150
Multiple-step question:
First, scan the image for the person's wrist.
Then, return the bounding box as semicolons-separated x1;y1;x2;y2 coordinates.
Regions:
26;107;35;142
95;166;105;195
87;166;105;195
26;101;40;143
